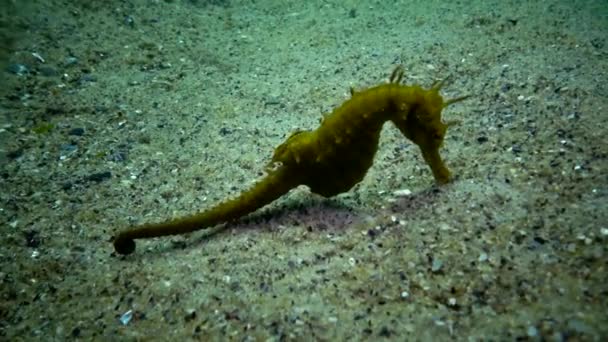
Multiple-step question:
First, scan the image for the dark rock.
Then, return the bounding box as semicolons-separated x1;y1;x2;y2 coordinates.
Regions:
39;66;60;77
24;230;41;248
86;171;112;183
68;128;85;136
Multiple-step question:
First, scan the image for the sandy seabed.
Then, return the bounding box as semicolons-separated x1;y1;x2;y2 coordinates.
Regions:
1;0;606;340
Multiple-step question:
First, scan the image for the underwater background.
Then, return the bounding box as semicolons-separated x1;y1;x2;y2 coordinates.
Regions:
1;0;607;340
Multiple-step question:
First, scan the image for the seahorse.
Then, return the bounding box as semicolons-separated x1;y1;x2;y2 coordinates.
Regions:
113;66;468;255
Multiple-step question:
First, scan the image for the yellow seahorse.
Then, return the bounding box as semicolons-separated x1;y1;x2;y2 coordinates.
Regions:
113;66;468;255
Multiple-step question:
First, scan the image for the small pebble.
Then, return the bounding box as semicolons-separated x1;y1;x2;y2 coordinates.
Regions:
184;309;196;321
431;259;443;272
527;325;538;337
393;189;412;197
348;257;356;266
7;63;29;75
478;252;488;262
124;15;135;27
64;56;78;66
32;52;45;63
119;310;133;325
60;144;78;160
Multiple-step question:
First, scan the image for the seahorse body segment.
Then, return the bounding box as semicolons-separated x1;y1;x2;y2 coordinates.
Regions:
113;66;468;255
